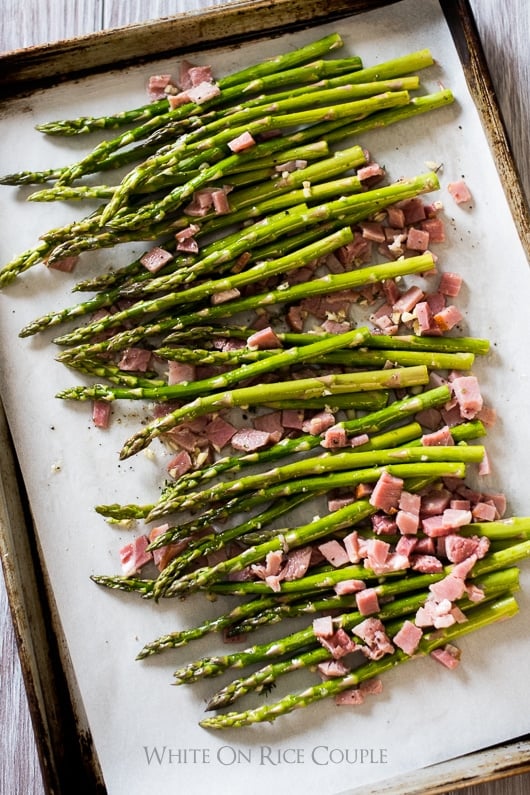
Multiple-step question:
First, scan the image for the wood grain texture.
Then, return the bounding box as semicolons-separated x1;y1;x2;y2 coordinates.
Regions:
0;2;528;794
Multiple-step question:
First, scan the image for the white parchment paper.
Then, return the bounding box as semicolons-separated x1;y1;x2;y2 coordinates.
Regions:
1;1;530;793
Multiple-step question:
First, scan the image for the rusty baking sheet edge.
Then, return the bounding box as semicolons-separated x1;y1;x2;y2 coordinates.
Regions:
1;1;530;793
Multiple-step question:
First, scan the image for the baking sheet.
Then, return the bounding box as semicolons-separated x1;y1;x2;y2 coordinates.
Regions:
1;1;530;793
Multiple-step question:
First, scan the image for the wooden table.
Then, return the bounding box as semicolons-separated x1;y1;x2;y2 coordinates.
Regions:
1;1;529;793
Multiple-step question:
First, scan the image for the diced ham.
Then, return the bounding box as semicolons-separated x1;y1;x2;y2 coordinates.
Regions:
410;554;443;573
350;433;370;448
140;246;173;273
448;180;472;205
231;428;272;452
119;535;152;577
360;221;386;243
357;162;385;183
211;287;241;304
439;271;463;297
322;424;348;449
430;643;461;669
281;408;304;430
397;197;426;225
369;470;404;512
334;579;366;595
46;255;79;272
353;617;394;659
335;688;365;706
302;411;336;435
148;524;188;571
355;587;380;616
318;539;350;568
204;415;237;449
472;501;497;522
386;206;406;228
406;227;430;252
253;411;283;438
420;217;446;243
392;285;425;313
318;659;351;678
247;325;282;350
118;347;152;372
227;131;256;152
147;73;173;100
343;530;361;564
318;628;359;659
92;400;111;429
279;547;312;582
175;236;199;253
392;620;423;656
422;425;454;446
434;304;463;332
371;514;397;535
167;361;195;385
442;507;473;530
313;615;334;638
186;80;221;104
188;65;214;86
451;375;483;419
429;573;467;602
211;187;231;215
360;677;384;696
167;449;193;478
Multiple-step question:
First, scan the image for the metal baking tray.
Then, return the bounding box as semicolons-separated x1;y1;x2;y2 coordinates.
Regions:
1;1;530;793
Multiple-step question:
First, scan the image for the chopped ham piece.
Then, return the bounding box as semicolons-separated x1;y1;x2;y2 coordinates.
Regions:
281;408;304;430
448;180;472;204
396;509;419;535
247;326;282;350
386;206;406;228
167;361;195;385
357;162;385;183
369;470;404;512
211;287;240;304
318;539;350;568
434;304;463;332
334;688;365;706
118;347;152;372
119;535;152;577
430;644;461;669
422;425;454;446
188;65;214;86
353;617;394;659
253;411;283;438
397;197;426;224
360;221;386;243
355;587;380;616
186;80;221;104
46;255;79;272
302;411;336;435
140;245;173;273
147;73;173;100
168;92;192;109
322;424;348;449
406;226;430;252
313;615;334;638
92;400;111;429
410;554;443;573
211;187;231;215
228;131;256;152
472;501;497;522
451;375;483;419
318;628;359;659
393;620;423;656
318;659;351;678
167;449;193;478
334;579;366;595
148;524;188;571
442;507;473;529
439;271;463;297
231;428;272;452
392;285;425;314
280;547;312;581
429;573;467;602
420;217;446;243
343;530;361;563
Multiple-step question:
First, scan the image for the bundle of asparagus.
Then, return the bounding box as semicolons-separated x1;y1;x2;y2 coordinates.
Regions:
1;31;527;732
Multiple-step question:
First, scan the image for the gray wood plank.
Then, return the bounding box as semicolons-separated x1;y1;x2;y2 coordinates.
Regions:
0;2;528;794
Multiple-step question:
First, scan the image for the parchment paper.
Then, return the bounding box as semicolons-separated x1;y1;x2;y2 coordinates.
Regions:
1;1;530;793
